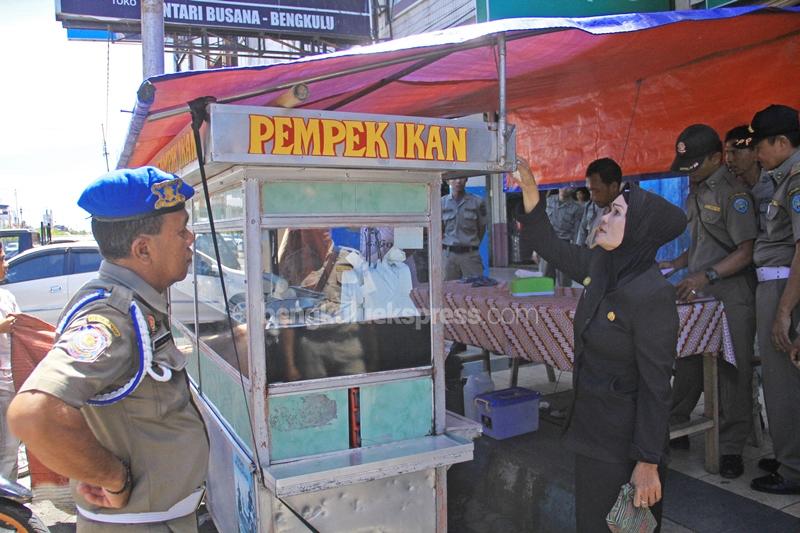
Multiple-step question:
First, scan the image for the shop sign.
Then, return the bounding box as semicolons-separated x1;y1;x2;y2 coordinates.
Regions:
56;0;372;41
206;104;511;173
476;0;671;21
151;124;200;175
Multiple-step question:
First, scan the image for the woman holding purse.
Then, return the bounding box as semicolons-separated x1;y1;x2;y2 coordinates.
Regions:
514;157;686;531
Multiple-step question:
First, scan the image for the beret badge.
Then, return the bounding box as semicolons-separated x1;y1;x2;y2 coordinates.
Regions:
152;178;188;209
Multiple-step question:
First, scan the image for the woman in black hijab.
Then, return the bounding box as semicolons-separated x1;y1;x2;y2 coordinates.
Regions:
515;157;687;531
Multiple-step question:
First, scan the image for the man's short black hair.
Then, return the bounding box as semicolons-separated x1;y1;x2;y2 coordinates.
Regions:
91;215;165;260
586;158;622;186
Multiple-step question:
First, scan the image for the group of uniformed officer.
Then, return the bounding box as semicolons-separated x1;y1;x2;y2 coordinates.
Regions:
661;104;800;495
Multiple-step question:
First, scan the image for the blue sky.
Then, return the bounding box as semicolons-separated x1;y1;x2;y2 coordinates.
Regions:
0;1;150;231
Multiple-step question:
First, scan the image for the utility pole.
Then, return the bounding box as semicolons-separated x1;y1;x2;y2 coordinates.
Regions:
141;0;165;79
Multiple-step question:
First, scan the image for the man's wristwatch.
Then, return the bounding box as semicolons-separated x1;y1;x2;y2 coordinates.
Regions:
705;268;721;285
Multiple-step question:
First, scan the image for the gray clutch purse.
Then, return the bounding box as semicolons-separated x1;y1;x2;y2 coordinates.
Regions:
605;482;657;533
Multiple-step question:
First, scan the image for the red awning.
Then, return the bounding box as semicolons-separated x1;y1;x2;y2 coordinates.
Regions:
119;7;800;185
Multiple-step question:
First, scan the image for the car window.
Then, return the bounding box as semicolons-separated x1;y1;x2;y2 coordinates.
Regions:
6;252;66;283
72;249;102;274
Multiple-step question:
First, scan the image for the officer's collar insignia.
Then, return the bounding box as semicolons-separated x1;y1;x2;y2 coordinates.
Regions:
152;178;186;209
677;142;687;154
65;324;112;362
583;276;591;286
146;315;158;333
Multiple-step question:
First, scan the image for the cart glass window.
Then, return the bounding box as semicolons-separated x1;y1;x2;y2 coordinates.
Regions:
193;186;244;223
264;225;431;383
192;230;249;372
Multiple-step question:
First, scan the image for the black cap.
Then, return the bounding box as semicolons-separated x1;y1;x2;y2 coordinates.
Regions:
749;104;800;144
725;125;754;149
670;124;721;173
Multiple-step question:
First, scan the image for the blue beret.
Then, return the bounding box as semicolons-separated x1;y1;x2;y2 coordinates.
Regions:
78;167;195;221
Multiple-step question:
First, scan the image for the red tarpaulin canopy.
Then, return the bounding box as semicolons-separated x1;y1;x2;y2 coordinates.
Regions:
119;6;800;185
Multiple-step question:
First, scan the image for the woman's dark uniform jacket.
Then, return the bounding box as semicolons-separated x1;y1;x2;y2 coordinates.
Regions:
518;184;687;465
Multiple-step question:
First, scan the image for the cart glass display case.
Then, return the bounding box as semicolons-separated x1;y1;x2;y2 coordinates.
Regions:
158;103;514;532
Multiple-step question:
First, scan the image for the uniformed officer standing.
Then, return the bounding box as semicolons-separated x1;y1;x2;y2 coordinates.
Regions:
441;177;487;281
8;167;210;531
746;104;800;495
540;188;583;285
574;158;623;248
442;177;487;355
725;125;761;189
661;124;757;479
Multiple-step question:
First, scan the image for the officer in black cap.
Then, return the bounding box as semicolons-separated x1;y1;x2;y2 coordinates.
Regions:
9;167;210;530
660;124;757;478
746;104;800;495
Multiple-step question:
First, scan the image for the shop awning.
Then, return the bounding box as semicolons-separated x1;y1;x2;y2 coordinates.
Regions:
119;6;800;185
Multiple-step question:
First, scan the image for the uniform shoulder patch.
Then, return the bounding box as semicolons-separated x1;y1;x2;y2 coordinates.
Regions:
792;194;800;214
85;314;121;337
733;197;750;214
65;324;113;362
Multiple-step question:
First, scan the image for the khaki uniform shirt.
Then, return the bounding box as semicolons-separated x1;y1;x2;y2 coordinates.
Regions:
754;149;800;267
545;195;583;242
575;201;602;247
751;169;775;235
441;192;487;247
20;261;209;518
687;166;758;273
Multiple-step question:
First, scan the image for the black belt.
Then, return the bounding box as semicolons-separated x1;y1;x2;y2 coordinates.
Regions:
443;244;478;253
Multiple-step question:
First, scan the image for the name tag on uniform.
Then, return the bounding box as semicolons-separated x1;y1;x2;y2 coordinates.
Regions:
703;204;721;212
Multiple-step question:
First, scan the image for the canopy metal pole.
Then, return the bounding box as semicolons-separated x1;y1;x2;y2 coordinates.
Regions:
141;0;165;79
497;34;507;167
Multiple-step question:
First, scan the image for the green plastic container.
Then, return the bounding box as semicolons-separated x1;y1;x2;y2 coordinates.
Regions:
509;276;554;296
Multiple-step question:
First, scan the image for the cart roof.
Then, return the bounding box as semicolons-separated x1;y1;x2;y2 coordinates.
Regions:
119;6;800;185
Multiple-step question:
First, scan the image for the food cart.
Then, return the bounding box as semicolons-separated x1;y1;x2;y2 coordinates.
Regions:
150;101;514;532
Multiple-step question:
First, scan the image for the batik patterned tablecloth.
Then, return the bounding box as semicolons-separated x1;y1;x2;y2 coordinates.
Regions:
411;281;735;372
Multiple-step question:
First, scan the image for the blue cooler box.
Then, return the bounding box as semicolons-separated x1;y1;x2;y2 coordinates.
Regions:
474;387;541;440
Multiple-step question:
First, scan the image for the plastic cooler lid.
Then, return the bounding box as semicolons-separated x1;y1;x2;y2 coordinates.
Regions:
475;387;540;407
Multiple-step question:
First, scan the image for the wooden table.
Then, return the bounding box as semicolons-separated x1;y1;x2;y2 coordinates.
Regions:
412;281;736;473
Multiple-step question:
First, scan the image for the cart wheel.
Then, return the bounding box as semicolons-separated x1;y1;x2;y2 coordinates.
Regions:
0;501;49;533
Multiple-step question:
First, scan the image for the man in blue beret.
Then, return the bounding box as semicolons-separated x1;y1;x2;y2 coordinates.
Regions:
8;167;209;531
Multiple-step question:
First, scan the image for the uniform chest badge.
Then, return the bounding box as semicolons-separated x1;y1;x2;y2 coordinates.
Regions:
85;314;121;337
65;325;112;362
607;311;616;322
583;276;591;286
733;197;750;214
792;194;800;214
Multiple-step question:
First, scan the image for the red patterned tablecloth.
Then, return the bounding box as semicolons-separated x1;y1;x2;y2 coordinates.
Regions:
411;281;735;372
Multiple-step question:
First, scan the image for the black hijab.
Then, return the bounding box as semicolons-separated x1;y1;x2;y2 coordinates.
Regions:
579;183;687;329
